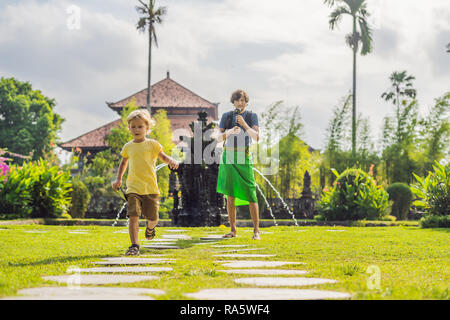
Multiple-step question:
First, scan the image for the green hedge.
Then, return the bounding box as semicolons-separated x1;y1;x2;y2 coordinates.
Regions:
0;159;72;218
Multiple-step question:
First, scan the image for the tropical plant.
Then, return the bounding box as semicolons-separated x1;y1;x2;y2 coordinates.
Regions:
411;161;449;216
317;168;389;221
386;182;413;220
0;159;72;218
136;0;167;114
324;0;373;156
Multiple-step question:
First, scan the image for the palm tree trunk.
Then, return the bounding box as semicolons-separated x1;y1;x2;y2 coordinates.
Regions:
146;20;153;115
351;16;357;157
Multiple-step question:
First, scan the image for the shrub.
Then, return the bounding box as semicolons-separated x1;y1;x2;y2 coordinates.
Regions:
317;168;389;221
386;183;413;220
411;161;449;216
0;159;72;218
419;215;450;228
69;179;91;218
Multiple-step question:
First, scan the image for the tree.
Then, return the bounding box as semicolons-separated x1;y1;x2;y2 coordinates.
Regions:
381;100;419;185
149;109;177;198
324;0;373;157
447;43;450;53
0;77;64;162
136;0;167;115
413;92;450;176
380;71;419;184
321;93;379;188
381;71;416;142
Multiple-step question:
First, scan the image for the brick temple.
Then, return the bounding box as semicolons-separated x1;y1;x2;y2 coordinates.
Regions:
60;72;219;159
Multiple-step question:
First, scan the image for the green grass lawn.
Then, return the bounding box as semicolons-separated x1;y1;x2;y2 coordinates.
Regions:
0;224;448;299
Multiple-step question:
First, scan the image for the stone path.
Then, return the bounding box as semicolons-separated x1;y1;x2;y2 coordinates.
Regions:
94;257;175;265
219;269;308;275
214;253;275;258
185;288;351;300
4;229;351;300
43;274;159;285
76;266;172;273
234;277;337;287
6;287;165;300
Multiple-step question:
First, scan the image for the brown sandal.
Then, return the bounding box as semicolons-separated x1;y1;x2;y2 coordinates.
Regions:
145;225;156;240
222;232;236;238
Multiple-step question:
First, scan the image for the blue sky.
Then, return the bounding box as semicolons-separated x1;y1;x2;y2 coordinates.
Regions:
1;0;449;152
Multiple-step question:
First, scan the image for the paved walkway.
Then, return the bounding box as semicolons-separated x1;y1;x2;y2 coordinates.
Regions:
3;228;351;300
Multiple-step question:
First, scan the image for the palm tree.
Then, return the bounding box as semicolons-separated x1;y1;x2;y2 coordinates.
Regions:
136;0;167;114
447;43;450;53
324;0;373;157
381;71;416;143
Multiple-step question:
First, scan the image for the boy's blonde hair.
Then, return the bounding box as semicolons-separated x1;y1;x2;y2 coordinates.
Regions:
127;109;155;128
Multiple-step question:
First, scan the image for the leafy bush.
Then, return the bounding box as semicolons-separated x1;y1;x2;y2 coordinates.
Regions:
386;183;413;220
411;161;449;216
317;168;389;221
419;215;450;228
0;159;72;218
69;179;91;218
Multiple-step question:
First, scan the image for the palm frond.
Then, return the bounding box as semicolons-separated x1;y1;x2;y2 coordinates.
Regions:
323;0;341;7
136;17;148;32
329;5;350;30
358;16;373;55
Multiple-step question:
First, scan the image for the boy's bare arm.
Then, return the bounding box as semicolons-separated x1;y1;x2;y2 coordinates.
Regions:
112;157;128;191
158;151;179;170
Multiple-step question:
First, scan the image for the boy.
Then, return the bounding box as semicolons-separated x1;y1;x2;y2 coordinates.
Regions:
112;109;179;256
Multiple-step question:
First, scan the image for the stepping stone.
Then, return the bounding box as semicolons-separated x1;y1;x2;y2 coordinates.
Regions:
5;287;165;300
113;230;129;234
76;266;172;273
68;231;88;234
212;245;249;248
234;277;337;287
216;248;260;253
43;274;159;285
185;288;351;300
94;257;175;265
142;245;181;250
219;269;308;275
193;242;219;245
23;230;48;233
162;234;191;240
144;238;177;242
142;242;176;246
214;254;275;258
200;235;227;240
219;261;304;268
325;230;346;232
164;229;187;233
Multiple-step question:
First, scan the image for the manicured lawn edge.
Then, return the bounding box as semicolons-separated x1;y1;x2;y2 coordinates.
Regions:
0;218;419;227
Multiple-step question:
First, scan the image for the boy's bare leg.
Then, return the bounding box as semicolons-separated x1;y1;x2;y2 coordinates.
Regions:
129;216;140;245
249;202;260;240
147;220;158;229
226;196;237;236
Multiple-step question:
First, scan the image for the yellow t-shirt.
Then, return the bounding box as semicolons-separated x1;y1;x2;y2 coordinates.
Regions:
120;139;163;195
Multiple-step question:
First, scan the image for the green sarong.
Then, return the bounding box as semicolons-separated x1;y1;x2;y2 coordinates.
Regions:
216;149;258;206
